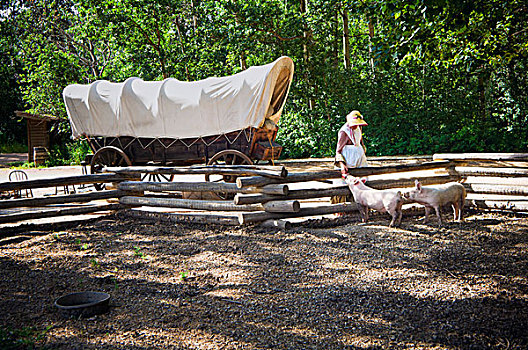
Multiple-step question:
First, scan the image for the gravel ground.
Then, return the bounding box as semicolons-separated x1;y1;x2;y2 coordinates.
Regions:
1;209;527;349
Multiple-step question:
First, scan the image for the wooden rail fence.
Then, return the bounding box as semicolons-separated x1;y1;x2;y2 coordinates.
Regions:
1;154;527;227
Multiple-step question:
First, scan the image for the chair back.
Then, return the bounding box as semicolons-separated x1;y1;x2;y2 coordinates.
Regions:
8;170;32;198
9;170;29;182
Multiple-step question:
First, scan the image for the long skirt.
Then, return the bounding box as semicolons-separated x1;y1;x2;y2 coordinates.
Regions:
331;145;368;204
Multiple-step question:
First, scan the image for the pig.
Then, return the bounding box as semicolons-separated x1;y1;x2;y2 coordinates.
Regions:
345;176;404;227
403;180;466;226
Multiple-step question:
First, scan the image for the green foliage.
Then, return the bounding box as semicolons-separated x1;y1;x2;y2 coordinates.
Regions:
0;325;51;349
0;141;27;153
133;246;146;259
179;271;188;281
1;0;527;159
45;139;90;166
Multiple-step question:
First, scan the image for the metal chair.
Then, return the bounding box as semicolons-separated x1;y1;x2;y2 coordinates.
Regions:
8;170;33;198
55;181;76;195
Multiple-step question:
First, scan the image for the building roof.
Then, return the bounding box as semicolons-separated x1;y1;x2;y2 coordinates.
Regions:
15;111;60;122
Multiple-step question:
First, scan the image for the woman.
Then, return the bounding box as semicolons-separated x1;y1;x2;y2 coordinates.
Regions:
331;110;368;205
335;110;368;173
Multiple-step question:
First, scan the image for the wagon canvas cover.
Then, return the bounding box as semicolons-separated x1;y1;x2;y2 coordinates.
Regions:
63;57;294;139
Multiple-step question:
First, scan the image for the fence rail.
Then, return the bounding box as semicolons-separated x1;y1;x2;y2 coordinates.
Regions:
1;153;527;227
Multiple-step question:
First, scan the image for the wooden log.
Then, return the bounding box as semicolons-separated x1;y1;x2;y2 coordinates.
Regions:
0;190;133;209
259;219;291;230
237;170;340;188
463;183;528;196
120;196;263;211
236;161;452;188
237;203;358;225
234;186;351;205
452;160;528;168
0;204;123;224
466;193;528;201
104;165;287;179
434;153;528;161
0;173;136;192
256;185;289;196
190;164;288;177
463;176;528;186
366;174;460;190
466;199;528;212
262;200;300;213
118;181;288;195
454;166;528;177
125;209;240;225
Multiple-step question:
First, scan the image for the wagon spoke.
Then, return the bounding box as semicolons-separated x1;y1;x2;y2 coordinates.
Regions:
206;150;253;200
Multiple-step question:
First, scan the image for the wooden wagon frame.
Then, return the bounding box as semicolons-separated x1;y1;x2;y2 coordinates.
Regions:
84;125;281;174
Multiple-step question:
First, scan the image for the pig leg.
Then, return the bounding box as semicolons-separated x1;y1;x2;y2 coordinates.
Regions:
388;203;403;227
388;210;400;228
452;202;460;221
396;208;403;226
434;206;443;226
423;206;431;223
458;195;465;222
356;203;368;223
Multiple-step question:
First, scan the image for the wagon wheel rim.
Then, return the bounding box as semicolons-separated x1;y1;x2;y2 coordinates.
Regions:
90;146;132;191
141;173;173;182
205;150;253;200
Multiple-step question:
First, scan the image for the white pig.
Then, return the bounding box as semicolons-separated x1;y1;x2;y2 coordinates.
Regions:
403;180;466;226
345;176;404;227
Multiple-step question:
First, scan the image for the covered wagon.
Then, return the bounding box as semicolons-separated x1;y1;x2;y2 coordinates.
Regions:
63;56;294;178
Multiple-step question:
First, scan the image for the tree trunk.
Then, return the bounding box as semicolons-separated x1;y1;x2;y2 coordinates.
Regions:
240;51;247;70
190;0;198;32
300;0;314;109
342;9;350;69
368;16;375;77
175;16;191;80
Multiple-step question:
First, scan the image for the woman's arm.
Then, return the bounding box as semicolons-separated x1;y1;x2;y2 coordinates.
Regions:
335;131;349;173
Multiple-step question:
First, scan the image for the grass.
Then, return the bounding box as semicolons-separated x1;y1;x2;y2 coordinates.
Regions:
0;142;27;154
0;325;51;349
133;246;146;259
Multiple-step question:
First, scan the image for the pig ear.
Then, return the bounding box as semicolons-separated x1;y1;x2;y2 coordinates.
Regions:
353;177;360;185
361;177;367;183
415;180;422;191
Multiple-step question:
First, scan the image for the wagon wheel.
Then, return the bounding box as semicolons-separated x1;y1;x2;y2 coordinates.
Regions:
90;146;132;191
142;172;173;182
205;150;253;200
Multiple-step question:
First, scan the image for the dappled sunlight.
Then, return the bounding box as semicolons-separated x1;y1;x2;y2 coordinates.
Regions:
1;212;527;349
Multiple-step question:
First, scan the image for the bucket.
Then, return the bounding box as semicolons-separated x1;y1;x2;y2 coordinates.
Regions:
55;291;111;318
33;147;49;166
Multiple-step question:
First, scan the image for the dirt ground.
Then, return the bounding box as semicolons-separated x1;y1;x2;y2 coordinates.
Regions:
1;208;527;349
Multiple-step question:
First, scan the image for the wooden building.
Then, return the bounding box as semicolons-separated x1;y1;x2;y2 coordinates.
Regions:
15;111;59;164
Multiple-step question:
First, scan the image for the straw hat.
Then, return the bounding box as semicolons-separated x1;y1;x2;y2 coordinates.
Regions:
346;110;368;127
